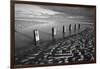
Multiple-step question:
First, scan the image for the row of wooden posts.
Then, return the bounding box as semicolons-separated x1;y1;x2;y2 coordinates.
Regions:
33;24;80;46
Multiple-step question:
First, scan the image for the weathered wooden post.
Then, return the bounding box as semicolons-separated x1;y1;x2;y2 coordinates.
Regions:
69;24;71;32
33;29;39;46
78;24;80;30
52;27;56;41
74;24;76;31
63;25;66;38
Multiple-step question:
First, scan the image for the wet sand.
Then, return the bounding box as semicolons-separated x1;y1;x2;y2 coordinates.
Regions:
15;27;95;65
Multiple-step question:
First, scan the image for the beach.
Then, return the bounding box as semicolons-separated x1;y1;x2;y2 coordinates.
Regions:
15;27;95;65
14;4;95;65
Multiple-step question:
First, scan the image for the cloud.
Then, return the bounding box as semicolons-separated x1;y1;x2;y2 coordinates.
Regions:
15;4;64;18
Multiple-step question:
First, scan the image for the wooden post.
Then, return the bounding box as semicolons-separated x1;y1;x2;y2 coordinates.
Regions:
33;29;39;46
63;25;66;38
78;24;80;30
69;24;71;32
52;27;56;41
74;24;76;31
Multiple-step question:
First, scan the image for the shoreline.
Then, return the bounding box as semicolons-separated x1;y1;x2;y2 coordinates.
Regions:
15;27;95;65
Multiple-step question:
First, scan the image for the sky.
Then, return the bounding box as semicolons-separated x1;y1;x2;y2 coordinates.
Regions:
15;4;95;24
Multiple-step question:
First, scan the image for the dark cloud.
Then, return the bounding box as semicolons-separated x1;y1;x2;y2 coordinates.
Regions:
40;5;95;17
